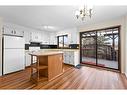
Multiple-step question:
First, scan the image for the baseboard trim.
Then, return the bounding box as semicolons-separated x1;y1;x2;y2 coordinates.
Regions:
81;63;120;73
25;65;31;68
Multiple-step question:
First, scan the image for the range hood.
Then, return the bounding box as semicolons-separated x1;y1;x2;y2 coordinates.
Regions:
29;42;41;46
29;40;42;43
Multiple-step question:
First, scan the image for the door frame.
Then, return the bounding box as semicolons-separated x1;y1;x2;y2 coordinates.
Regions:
80;25;121;72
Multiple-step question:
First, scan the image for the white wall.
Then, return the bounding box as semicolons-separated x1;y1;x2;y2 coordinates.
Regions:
56;28;79;44
78;16;127;74
42;31;50;44
0;17;3;76
49;32;57;45
125;16;127;77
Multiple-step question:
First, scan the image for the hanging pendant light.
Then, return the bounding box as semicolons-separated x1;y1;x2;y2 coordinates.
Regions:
75;5;93;21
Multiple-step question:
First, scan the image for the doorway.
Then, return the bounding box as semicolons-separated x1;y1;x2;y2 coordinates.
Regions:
80;26;120;71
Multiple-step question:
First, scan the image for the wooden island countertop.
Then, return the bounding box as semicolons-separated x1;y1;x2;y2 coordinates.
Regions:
29;51;63;83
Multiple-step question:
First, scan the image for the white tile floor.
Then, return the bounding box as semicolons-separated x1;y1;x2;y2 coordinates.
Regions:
82;57;118;69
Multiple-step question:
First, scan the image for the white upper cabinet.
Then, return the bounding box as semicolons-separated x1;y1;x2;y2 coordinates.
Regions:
3;26;24;37
24;30;51;44
3;23;52;44
30;31;42;43
24;31;30;44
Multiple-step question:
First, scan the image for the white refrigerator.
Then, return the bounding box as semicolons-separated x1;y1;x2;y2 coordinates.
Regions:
0;35;2;76
3;35;25;75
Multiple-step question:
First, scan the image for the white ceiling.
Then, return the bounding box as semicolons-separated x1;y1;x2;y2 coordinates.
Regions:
0;6;127;31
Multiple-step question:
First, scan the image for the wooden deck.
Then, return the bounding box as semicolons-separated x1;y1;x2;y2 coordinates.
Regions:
0;64;127;89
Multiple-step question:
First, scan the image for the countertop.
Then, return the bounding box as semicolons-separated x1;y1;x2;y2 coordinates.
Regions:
29;51;63;56
25;49;79;52
42;49;79;51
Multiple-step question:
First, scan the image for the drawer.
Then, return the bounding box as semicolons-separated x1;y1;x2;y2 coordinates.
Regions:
69;52;74;55
69;58;74;63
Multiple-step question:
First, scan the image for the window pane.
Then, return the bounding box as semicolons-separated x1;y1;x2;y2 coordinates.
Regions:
58;36;63;47
97;28;119;69
58;35;68;48
64;35;68;47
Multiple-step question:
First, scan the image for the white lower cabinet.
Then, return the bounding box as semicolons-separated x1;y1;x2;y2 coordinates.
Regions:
63;50;79;66
25;49;80;67
25;51;31;67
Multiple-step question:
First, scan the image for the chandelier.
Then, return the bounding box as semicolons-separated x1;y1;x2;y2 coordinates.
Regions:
75;5;93;21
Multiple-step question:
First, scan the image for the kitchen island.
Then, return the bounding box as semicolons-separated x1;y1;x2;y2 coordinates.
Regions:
29;51;63;83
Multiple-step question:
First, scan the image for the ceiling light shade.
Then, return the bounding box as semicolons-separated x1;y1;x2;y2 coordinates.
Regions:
47;26;55;29
42;25;58;32
75;5;93;21
43;25;55;29
43;26;48;29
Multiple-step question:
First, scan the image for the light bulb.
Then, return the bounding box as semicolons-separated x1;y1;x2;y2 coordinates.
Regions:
75;10;80;16
44;26;48;29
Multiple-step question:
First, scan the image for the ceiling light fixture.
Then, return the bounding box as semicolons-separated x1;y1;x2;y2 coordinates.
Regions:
75;5;93;21
43;26;55;29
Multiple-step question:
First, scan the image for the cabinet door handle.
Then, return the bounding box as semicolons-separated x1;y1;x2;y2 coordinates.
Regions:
14;30;16;34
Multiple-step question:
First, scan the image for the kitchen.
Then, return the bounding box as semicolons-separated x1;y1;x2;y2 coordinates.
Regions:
0;6;127;89
0;14;80;86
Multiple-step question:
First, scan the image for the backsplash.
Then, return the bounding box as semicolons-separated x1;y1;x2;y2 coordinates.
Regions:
25;43;79;50
69;44;79;49
25;44;29;50
40;45;57;49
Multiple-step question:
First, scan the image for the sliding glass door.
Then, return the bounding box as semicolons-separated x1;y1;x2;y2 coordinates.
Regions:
80;26;120;70
81;31;97;66
97;28;119;69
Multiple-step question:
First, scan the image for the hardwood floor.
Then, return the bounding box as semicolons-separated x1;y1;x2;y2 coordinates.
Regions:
0;64;127;89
